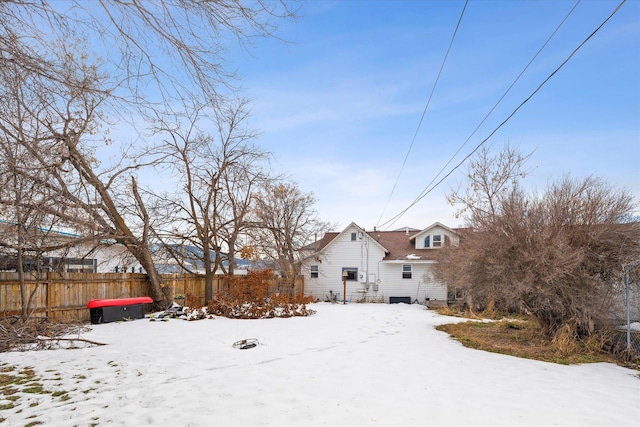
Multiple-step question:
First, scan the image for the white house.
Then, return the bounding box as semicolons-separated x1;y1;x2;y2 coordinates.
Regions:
44;243;141;273
0;219;142;273
300;222;461;305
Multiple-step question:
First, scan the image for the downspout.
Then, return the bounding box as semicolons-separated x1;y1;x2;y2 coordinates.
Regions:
365;236;369;291
360;232;364;283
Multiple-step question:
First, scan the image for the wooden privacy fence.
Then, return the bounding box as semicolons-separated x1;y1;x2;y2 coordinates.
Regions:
0;272;305;323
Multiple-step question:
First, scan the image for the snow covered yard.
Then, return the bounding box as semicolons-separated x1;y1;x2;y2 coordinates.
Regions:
1;303;638;426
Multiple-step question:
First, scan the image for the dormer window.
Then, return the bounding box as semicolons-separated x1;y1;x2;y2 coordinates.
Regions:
424;234;442;248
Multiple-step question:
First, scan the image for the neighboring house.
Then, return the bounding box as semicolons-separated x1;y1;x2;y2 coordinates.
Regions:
44;243;139;273
0;219;146;273
0;241;139;274
300;222;461;305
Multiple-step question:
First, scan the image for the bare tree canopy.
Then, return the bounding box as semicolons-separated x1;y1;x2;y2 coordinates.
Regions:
251;181;333;278
436;146;640;338
0;40;172;304
0;0;296;110
446;144;531;227
150;98;271;301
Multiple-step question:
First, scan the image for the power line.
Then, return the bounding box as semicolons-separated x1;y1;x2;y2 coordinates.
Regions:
375;0;468;229
405;0;582;217
378;0;627;230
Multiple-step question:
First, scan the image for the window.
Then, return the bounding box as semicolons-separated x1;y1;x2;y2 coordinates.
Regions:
342;267;357;281
432;235;442;247
44;257;97;273
424;235;430;248
310;265;319;278
402;264;412;279
351;232;357;241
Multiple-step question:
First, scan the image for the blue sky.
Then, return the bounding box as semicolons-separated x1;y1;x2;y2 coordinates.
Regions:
225;0;639;231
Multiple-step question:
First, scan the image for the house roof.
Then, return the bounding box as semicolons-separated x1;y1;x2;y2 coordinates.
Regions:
307;222;467;262
309;231;339;252
305;222;388;254
366;230;438;261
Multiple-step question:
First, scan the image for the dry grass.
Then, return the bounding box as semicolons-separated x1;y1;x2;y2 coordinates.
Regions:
434;309;637;369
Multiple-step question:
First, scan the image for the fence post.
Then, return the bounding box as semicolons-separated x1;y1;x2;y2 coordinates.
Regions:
46;271;52;319
625;264;634;353
624;262;639;353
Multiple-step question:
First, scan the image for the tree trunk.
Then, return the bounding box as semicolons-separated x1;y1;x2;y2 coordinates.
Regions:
132;244;167;309
203;245;214;303
17;245;27;320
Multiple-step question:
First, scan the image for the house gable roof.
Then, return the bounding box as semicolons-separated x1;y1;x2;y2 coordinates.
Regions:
303;222;387;259
304;221;468;263
408;222;459;242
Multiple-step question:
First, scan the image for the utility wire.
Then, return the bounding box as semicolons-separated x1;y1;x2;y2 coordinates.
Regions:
378;0;627;230
402;0;581;220
374;0;468;229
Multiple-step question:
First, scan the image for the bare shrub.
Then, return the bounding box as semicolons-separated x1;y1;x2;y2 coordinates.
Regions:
207;270;315;319
437;145;640;339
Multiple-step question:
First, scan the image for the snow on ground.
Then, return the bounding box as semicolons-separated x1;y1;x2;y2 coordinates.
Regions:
2;303;639;426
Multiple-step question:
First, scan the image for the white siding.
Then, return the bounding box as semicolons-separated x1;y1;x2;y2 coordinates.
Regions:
302;224;447;304
46;243;138;273
93;245;141;273
375;261;447;303
302;225;386;302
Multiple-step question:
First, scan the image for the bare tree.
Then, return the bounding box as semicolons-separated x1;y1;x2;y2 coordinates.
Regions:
0;42;175;305
151;98;270;301
0;1;295;306
446;144;531;228
0;156;61;319
436;146;640;338
0;45;92;318
214;101;273;277
251;181;333;278
0;93;105;318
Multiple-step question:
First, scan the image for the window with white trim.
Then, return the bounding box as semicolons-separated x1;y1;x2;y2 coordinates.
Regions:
432;235;442;247
402;264;412;279
310;265;319;278
342;267;358;281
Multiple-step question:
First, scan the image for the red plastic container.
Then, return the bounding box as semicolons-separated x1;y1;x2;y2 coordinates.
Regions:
87;297;153;324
